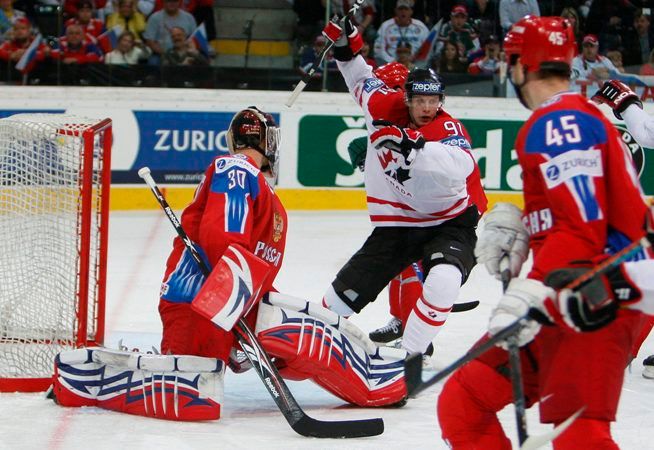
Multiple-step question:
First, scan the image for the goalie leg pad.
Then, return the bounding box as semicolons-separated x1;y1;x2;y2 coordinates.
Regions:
256;293;407;406
192;243;272;331
53;347;225;421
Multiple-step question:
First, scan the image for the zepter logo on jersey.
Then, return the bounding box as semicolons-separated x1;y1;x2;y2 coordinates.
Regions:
615;124;645;177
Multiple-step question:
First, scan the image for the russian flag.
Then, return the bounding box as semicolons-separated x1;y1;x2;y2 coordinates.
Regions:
189;23;210;56
414;19;442;62
97;25;123;54
15;34;42;74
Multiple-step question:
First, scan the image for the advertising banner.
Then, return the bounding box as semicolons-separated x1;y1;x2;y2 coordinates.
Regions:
296;114;653;195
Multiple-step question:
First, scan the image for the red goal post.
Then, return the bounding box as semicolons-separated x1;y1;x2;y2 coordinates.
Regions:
0;114;112;392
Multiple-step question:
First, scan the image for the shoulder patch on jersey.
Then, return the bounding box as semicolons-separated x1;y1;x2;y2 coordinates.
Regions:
539;148;603;189
214;156;260;177
363;77;385;93
525;109;607;156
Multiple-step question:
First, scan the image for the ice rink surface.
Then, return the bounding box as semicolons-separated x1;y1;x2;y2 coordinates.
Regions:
2;210;654;450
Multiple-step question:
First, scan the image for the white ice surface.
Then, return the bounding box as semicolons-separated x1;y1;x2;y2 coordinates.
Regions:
2;210;654;450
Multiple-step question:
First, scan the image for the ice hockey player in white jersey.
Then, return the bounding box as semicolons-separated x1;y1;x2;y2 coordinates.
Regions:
320;15;485;358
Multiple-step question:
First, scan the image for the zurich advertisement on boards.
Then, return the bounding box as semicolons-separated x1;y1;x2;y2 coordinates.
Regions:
0;109;280;185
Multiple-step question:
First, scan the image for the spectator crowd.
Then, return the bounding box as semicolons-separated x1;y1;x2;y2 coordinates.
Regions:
0;0;212;84
296;0;654;98
4;0;654;95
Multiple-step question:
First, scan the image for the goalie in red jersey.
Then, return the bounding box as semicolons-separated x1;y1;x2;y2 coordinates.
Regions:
437;16;653;449
51;107;408;422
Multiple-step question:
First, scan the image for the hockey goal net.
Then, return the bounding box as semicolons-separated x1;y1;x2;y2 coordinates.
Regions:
0;114;112;392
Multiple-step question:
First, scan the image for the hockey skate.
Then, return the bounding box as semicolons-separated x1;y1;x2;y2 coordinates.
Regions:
369;317;403;345
643;354;654;379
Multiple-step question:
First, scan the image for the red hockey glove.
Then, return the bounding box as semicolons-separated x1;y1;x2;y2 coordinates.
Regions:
321;15;363;62
591;80;643;120
544;260;641;332
321;15;343;43
370;120;425;163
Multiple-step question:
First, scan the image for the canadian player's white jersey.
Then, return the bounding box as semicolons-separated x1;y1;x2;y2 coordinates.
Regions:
623;103;654;148
623;259;654;316
337;57;475;227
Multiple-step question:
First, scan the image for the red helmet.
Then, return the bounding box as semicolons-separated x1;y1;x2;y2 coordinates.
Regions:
503;16;576;73
373;62;409;90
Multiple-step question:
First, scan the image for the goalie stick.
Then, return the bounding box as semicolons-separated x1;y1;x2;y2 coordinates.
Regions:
285;0;365;107
138;167;384;439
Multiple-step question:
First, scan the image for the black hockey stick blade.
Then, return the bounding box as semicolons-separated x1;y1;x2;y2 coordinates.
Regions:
292;414;384;438
451;300;480;313
403;352;424;396
235;320;385;439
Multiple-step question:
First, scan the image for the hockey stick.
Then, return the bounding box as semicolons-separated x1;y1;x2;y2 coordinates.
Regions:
285;0;365;107
138;167;384;438
405;235;651;396
500;258;528;447
452;300;480;312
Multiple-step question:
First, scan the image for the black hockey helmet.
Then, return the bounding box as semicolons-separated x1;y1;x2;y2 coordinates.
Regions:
227;106;281;180
404;68;445;102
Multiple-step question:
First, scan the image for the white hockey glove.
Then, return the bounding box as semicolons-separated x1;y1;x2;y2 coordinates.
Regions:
489;278;555;348
475;203;529;279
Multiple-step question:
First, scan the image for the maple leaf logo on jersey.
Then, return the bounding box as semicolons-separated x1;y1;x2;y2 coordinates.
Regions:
378;149;397;169
384;166;412;186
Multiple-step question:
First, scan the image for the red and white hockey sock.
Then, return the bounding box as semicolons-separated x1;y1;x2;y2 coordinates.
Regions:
402;264;461;354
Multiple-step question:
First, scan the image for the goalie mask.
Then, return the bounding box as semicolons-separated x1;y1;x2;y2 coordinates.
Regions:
227;107;281;182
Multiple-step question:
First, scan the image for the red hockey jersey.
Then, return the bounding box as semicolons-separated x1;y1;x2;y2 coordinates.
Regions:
161;154;287;303
517;92;649;280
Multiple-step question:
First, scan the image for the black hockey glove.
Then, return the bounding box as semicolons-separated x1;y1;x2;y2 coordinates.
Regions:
591;80;643;120
370;120;425;164
544;262;641;332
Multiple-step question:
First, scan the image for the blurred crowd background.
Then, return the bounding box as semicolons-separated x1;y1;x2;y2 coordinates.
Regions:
3;0;654;99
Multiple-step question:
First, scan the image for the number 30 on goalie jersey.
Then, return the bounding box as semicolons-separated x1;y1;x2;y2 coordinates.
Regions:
161;154;287;304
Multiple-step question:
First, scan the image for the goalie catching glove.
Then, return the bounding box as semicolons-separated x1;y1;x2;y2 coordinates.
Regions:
370;120;425;164
591;79;643;120
321;15;363;62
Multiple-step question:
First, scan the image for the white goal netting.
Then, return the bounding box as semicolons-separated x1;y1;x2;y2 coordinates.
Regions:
0;114;110;388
